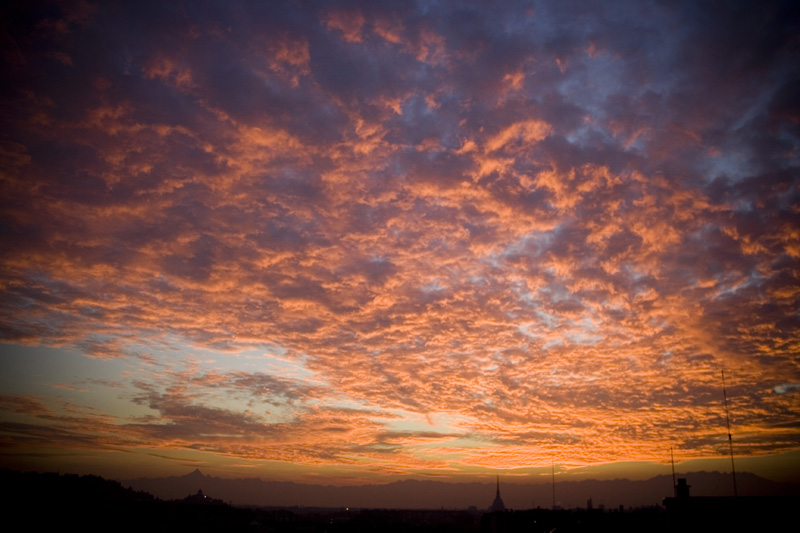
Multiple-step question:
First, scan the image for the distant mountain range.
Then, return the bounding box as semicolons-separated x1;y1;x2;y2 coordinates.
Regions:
121;470;799;510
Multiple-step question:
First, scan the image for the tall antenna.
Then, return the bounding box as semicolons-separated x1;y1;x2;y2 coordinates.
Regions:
721;370;738;496
670;446;676;497
551;461;556;510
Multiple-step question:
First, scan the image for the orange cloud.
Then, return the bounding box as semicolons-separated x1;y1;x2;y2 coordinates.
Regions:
1;0;798;484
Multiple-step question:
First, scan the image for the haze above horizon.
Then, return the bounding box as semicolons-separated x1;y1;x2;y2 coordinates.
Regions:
1;1;798;486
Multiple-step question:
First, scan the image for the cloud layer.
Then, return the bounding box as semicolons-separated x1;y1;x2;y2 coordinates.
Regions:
1;0;799;479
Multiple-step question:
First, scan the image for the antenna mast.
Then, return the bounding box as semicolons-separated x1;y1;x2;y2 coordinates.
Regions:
721;370;738;496
551;461;556;510
670;446;676;497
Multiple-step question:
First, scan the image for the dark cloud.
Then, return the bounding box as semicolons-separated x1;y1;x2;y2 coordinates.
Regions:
0;0;798;476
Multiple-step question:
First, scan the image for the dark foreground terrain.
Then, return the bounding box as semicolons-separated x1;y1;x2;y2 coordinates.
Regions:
1;469;794;532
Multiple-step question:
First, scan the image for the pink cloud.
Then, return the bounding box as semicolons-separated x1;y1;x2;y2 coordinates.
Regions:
0;0;798;481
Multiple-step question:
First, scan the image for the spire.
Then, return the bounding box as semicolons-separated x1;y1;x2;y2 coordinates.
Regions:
490;474;505;512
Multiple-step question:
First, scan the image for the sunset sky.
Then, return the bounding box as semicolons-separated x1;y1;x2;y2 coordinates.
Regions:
1;1;799;486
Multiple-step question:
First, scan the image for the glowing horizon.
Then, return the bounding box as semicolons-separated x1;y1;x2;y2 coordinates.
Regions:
1;1;798;485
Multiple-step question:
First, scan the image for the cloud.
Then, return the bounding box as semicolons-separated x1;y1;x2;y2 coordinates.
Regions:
0;0;798;477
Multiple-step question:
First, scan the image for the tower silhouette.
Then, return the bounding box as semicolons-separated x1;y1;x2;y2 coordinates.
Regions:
489;474;505;511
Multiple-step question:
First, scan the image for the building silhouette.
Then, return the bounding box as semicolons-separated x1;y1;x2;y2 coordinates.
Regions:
489;475;505;512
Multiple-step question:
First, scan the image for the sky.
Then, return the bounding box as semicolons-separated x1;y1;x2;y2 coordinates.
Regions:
1;0;799;487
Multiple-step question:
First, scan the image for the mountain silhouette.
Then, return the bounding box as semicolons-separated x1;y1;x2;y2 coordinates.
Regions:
121;470;798;509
